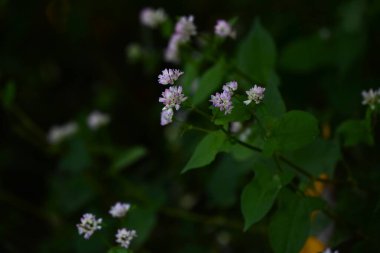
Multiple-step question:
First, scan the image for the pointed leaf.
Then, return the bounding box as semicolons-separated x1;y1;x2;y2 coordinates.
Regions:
182;131;226;173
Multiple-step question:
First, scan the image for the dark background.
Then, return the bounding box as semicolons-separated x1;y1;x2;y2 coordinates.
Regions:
1;0;379;252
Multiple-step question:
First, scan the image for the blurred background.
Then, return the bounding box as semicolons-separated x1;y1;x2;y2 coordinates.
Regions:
1;0;380;252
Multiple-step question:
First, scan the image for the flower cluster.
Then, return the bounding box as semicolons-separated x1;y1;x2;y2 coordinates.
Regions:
362;88;380;110
109;202;131;218
210;82;265;114
210;81;238;115
158;69;184;85
140;7;167;28
165;16;197;63
215;20;236;38
116;228;138;249
77;201;136;249
47;122;78;144
76;213;102;240
244;85;266;105
87;110;110;130
158;69;187;125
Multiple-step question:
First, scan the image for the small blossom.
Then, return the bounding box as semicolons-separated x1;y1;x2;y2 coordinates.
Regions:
76;213;102;240
362;88;380;110
215;20;236;38
175;16;197;41
244;85;266;105
322;248;339;253
161;108;174;126
159;86;187;110
210;90;233;114
140;8;167;28
87;110;110;130
115;228;137;249
158;69;184;85
164;34;185;63
230;122;242;133
109;202;131;218
223;81;238;92
47;121;78;144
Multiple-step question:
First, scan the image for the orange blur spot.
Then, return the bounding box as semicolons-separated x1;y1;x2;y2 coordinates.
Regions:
305;173;328;197
300;236;325;253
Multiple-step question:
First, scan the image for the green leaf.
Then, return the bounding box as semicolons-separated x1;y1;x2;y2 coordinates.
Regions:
111;146;147;174
280;34;333;72
269;190;321;253
241;165;282;230
208;155;251;207
264;110;319;155
59;139;91;173
285;138;341;177
122;206;156;247
107;247;131;253
181;61;199;93
337;119;373;146
213;96;251;125
1;81;16;108
236;19;276;82
182;131;226;173
193;58;226;105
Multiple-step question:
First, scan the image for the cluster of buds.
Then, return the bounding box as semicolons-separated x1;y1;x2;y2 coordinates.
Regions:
76;202;137;249
210;82;265;115
362;88;380;110
158;68;187;125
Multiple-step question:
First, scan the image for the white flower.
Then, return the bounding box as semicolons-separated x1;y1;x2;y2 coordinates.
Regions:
362;88;380;110
47;121;78;144
140;8;167;28
215;20;236;38
115;228;137;249
159;86;187;111
87;110;110;130
322;248;339;253
175;16;197;42
109;202;131;218
76;213;102;239
161;108;174;126
158;69;184;85
244;85;266;105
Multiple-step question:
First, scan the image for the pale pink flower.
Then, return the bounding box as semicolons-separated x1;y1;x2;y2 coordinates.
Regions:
109;202;131;218
161;108;174;126
210;90;233;114
215;20;236;38
159;86;187;110
175;16;197;41
223;81;238;92
158;68;184;85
